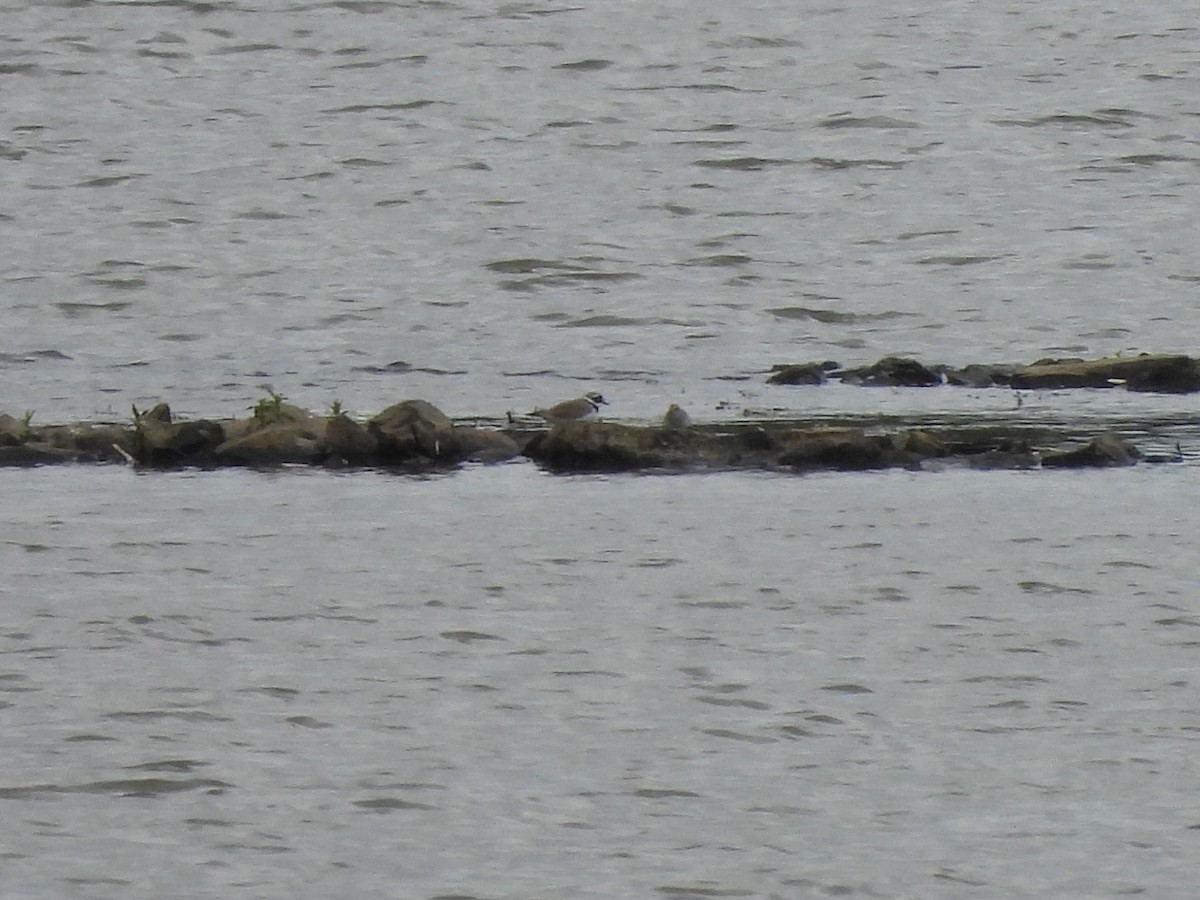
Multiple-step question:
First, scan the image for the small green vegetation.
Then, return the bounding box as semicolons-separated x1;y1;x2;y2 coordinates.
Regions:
329;399;344;417
21;410;34;427
251;389;286;426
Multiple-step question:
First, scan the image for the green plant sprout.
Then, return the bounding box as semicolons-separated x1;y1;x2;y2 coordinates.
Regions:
252;389;286;425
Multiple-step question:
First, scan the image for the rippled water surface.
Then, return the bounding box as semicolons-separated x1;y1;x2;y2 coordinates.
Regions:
2;0;1199;419
3;464;1200;898
3;1;1200;897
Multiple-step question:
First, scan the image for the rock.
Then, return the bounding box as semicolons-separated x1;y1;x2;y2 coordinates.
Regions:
0;442;78;467
319;413;378;464
777;428;894;470
372;399;453;433
1011;354;1200;393
370;400;455;462
453;427;520;462
0;413;32;446
367;400;517;464
132;418;225;466
835;356;943;387
220;401;323;446
738;426;776;452
897;430;947;458
524;421;682;471
767;362;832;385
215;423;321;465
1040;432;1140;468
43;424;135;463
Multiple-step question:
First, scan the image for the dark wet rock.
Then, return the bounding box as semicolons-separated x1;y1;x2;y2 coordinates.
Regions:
370;400;516;464
1011;354;1200;393
319;413;378;464
524;422;660;471
215;423;322;465
189;401;330;467
132;417;225;466
409;415;453;460
526;422;947;473
42;424;135;463
0;442;80;467
372;399;453;433
777;428;895;470
738;426;776;452
453;426;520;462
835;356;943;387
767;361;835;386
1040;432;1140;468
523;421;711;471
370;399;453;462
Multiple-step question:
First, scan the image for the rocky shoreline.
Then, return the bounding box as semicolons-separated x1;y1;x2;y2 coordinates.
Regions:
1;353;1194;474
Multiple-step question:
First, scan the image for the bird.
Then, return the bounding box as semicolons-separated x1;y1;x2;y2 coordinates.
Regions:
531;391;607;423
662;403;690;430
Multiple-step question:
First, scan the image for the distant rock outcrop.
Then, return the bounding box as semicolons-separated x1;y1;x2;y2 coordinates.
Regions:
1011;354;1200;393
767;353;1200;393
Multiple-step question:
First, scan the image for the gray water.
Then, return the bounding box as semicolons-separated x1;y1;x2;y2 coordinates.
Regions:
3;0;1199;419
4;464;1200;898
3;1;1200;897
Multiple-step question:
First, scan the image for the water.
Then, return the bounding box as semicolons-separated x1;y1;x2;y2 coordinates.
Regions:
3;1;1200;897
3;0;1199;419
3;465;1200;898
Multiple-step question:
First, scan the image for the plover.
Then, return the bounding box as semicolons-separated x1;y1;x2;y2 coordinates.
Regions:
662;403;690;430
532;391;607;423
